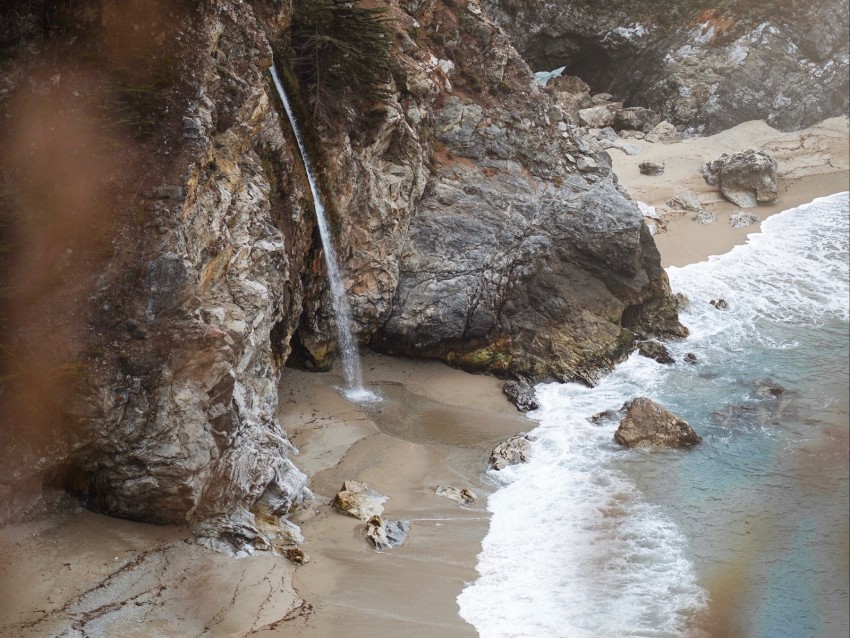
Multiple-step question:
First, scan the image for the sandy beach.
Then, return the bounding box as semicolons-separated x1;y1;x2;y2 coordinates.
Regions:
1;115;848;637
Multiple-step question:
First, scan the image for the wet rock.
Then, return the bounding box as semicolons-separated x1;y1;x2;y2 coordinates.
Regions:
701;149;778;208
503;379;540;412
683;353;698;364
333;481;387;521
614;398;701;448
755;382;785;399
638;340;675;364
615;107;661;132
710;299;729;309
667;190;704;212
672;293;690;311
588;409;619;425
489;434;534;470
365;515;410;550
435;485;477;504
692;211;717;224
667;190;703;213
729;210;761;228
639;161;665;176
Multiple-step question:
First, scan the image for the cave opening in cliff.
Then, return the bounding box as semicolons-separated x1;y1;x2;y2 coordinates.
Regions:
526;34;617;96
562;41;616;95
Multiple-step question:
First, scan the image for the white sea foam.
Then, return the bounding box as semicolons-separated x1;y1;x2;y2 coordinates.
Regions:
458;193;849;637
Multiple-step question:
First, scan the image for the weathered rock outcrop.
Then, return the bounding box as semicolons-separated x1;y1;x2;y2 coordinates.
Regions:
614;397;701;448
481;0;850;133
1;0;313;553
0;0;686;547
701;149;779;208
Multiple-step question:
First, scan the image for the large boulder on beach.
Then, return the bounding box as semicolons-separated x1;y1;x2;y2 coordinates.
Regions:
615;107;661;132
614;398;701;448
489;434;534;470
701;149;778;207
333;481;387;521
503;380;540;412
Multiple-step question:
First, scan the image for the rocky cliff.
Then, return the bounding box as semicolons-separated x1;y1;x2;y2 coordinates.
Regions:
0;0;684;551
481;0;850;133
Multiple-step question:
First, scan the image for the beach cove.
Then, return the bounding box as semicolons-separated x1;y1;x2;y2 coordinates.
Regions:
1;115;847;636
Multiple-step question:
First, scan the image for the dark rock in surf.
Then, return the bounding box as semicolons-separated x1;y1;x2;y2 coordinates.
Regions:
683;353;698;364
614;397;701;448
503;379;540;412
638;340;675;365
489;434;534;470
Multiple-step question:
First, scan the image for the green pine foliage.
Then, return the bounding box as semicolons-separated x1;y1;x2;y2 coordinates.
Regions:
289;0;393;122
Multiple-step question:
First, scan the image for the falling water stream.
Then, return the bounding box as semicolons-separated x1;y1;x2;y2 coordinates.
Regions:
269;66;377;402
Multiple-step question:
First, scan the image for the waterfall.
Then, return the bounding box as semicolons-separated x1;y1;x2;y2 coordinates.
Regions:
269;65;377;402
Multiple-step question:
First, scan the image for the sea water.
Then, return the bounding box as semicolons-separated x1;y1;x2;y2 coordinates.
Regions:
458;192;850;637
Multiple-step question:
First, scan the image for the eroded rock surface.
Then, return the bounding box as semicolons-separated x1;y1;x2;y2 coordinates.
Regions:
701;149;779;207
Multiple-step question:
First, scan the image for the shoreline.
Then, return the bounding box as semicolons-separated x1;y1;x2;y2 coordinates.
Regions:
1;115;848;636
610;115;850;267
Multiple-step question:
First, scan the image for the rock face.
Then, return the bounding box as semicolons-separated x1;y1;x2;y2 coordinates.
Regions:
480;0;850;133
701;149;779;208
0;0;686;547
614;398;701;448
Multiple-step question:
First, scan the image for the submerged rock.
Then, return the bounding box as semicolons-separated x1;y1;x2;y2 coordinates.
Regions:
365;515;410;550
489;434;535;470
614;398;701;448
710;299;729;310
503;379;540;412
588;409;619;425
435;485;477;504
701;149;778;208
683;353;698;364
333;481;387;521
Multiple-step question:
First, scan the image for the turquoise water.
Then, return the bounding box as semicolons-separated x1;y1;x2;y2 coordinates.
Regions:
459;193;849;637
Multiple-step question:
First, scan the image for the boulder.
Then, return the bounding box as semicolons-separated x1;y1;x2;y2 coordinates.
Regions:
365;515;410;550
614;398;701;448
692;211;717;224
489;433;534;470
709;299;729;309
645;121;681;144
700;149;778;207
435;485;477;504
615;107;661;132
729;210;761;228
588;409;619;425
639;161;665;176
578;102;622;127
333;481;387;521
683;352;698;364
667;190;703;212
637;340;675;364
503;379;539;412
